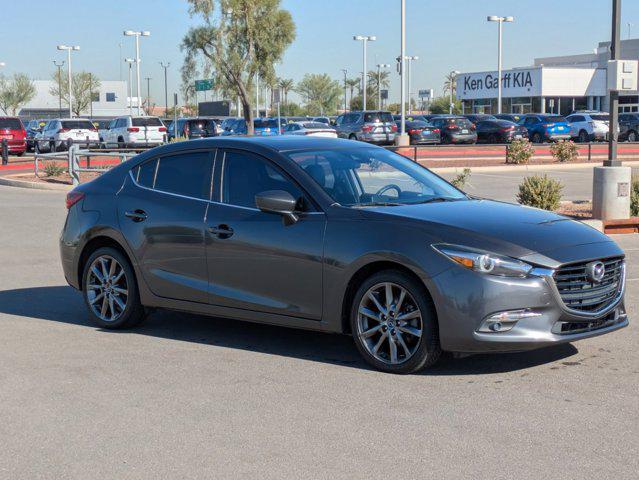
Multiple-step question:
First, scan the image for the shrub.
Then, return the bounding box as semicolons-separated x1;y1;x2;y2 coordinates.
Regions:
550;140;578;163
450;168;471;189
517;174;563;211
631;176;639;217
169;136;189;143
43;162;66;177
506;138;535;164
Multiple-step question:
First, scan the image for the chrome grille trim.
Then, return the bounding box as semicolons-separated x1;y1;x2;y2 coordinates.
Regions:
553;257;625;315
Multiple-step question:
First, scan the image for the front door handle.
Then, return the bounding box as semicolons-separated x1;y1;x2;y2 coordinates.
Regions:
125;210;148;222
208;224;234;239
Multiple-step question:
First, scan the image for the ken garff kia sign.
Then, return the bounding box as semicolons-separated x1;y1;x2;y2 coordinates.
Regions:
458;68;542;100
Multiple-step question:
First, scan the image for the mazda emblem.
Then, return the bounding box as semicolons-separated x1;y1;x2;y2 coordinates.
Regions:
586;261;606;283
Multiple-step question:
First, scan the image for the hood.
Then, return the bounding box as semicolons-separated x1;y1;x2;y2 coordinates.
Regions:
361;199;612;262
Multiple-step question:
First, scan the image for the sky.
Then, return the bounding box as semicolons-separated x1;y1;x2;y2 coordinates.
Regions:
1;0;639;106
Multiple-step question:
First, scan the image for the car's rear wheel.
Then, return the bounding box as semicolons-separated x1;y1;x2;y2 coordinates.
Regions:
81;247;145;329
117;137;125;149
488;133;499;144
532;132;542;143
578;130;589;143
350;270;441;374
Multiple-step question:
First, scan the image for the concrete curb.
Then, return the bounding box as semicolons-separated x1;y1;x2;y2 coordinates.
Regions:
431;160;639;174
0;174;71;191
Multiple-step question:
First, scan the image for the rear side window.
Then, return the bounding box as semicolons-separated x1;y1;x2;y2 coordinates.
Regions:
0;118;23;129
132;117;163;127
135;159;158;188
154;152;213;200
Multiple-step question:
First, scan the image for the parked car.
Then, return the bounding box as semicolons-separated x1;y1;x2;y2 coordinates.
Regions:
24;119;46;152
282;121;337;138
566;113;610;142
336;110;397;145
519;114;571;143
312;117;331;125
392;115;430;123
429;116;477;144
0;117;26;156
475;119;528;143
35;119;99;152
396;119;440;144
619;113;639;142
60;136;629;374
167;117;218;141
221;118;280;136
495;113;524;123
102;116;167;148
465;114;497;125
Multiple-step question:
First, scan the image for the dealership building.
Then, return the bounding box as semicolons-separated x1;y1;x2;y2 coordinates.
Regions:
457;38;639;115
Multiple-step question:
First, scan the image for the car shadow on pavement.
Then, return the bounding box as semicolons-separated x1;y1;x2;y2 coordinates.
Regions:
0;285;578;375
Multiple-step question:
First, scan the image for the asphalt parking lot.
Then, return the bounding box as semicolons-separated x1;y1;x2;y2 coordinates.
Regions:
0;185;637;479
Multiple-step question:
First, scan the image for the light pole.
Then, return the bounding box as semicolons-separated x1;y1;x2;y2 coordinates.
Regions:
405;56;418;114
123;30;150;115
124;58;135;116
341;69;348;112
487;16;513;114
396;0;408;145
160;62;170;117
448;70;460;114
376;63;390;109
353;35;376;110
53;60;65;117
57;45;80;118
145;77;152;113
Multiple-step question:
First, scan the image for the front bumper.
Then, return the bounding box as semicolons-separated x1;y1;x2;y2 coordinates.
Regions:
428;258;628;353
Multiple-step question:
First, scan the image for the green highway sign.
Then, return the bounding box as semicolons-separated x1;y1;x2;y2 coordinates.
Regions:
195;79;214;92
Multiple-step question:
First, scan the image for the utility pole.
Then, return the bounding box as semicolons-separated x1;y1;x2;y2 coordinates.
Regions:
160;62;170;117
57;45;80;118
341;69;348;112
396;0;409;145
53;60;65;117
145;77;152;114
124;30;150;116
353;35;376;110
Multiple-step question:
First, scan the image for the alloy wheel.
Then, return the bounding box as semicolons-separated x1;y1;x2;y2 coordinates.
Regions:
85;255;129;322
356;282;423;365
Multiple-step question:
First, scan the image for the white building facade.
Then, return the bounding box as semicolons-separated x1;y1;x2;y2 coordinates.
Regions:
457;38;639;114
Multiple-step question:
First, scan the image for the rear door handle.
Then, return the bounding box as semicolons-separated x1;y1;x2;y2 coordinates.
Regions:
125;210;148;222
208;224;234;239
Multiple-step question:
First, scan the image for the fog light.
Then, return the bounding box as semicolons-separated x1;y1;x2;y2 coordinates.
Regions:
478;309;542;333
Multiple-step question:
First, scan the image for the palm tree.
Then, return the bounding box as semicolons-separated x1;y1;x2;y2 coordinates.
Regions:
443;72;458;96
345;78;361;107
367;70;390;105
278;78;294;114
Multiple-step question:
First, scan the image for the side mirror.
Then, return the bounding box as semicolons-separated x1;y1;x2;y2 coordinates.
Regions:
255;190;299;224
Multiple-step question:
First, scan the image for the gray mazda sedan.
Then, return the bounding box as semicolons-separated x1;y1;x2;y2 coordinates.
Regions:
60;137;628;374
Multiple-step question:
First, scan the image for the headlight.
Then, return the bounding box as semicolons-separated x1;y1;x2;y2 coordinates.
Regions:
433;244;533;277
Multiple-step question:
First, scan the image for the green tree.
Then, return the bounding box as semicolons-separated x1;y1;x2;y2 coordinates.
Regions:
345;77;360;107
443;71;459;97
181;0;295;135
367;69;390;104
429;96;462;114
0;73;36;115
295;73;342;115
277;77;294;114
50;71;101;117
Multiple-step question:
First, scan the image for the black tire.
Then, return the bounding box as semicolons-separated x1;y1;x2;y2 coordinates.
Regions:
578;130;589;143
81;247;145;329
15;152;24;157
532;132;542;144
348;134;357;141
117;137;125;149
628;130;637;143
488;134;498;144
350;269;441;374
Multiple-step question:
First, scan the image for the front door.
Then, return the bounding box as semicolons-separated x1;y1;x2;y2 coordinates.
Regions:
117;150;214;304
205;149;325;320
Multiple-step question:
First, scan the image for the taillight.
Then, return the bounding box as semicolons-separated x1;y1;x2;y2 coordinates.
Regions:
127;127;140;132
408;129;422;135
390;124;398;132
447;125;459;130
433;128;440;134
362;125;373;133
159;127;167;132
65;190;85;209
470;123;476;131
500;126;515;132
58;128;70;134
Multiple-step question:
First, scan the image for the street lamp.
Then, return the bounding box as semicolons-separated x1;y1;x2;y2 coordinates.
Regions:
405;56;418;114
376;63;390;109
353;35;376;110
57;45;80;118
53;60;65;117
397;0;409;145
448;70;460;114
160;62;170;117
124;58;136;116
487;15;513;114
123;30;150;115
0;62;5;67
341;69;348;112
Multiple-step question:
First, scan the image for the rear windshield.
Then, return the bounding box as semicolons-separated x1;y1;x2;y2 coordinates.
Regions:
61;120;95;130
495;120;517;127
302;122;330;129
363;112;394;123
446;117;472;127
541;116;567;123
591;115;609;121
132;117;163;127
187;120;213;132
254;119;279;128
405;120;430;128
0;118;23;129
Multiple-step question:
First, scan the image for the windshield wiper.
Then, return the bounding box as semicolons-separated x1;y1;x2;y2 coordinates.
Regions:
412;197;461;204
356;201;404;207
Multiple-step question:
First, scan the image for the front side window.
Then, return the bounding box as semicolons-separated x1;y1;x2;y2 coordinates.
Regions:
288;147;466;207
222;151;303;209
154;152;213;200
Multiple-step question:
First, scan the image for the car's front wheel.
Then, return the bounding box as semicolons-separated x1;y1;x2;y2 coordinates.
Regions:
350;270;441;374
81;247;145;329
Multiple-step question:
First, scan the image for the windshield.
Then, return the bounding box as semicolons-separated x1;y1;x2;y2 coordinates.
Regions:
288;147;466;207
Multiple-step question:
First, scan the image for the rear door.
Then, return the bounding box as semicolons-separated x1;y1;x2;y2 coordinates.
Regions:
117;149;214;303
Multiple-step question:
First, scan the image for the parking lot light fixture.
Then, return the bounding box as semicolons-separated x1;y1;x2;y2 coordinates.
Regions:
449;70;460;114
376;63;390;109
353;35;376;110
124;58;136;116
160;62;170;118
124;30;151;115
57;45;80;118
0;62;5;67
487;16;514;114
405;56;418;114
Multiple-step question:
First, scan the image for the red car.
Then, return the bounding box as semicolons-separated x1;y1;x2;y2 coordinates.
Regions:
0;117;27;156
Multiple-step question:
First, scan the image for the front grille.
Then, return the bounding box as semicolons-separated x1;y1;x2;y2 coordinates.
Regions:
553;257;624;313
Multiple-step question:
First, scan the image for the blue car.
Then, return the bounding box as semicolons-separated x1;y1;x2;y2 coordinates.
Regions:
220;118;279;136
518;114;572;143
